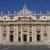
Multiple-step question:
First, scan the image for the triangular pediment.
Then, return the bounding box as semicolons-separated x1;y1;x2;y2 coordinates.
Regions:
17;4;33;16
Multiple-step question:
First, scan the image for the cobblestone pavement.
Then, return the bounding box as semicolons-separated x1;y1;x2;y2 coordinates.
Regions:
0;45;50;50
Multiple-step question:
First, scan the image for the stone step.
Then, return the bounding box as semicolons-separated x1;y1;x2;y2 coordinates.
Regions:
0;42;48;45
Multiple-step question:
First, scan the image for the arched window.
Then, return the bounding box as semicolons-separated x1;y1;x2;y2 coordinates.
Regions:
44;17;46;19
29;17;31;19
4;17;6;20
19;17;20;19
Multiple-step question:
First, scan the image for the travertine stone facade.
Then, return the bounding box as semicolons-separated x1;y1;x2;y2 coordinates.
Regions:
0;4;50;45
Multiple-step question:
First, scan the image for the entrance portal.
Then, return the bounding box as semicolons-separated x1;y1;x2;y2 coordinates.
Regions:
37;34;40;41
23;35;27;42
10;35;14;42
18;37;21;42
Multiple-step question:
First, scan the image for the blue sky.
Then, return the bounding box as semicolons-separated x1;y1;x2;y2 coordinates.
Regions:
0;0;50;14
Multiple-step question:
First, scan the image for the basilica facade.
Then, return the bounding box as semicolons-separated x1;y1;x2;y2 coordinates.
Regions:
0;4;50;45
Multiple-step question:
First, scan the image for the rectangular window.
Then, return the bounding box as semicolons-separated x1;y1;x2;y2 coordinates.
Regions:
30;37;32;42
18;37;21;42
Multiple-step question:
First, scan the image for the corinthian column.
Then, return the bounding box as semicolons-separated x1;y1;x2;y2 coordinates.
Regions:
16;25;18;41
27;25;29;42
32;25;33;42
7;26;9;42
21;25;23;42
35;26;36;42
0;26;2;43
41;25;43;41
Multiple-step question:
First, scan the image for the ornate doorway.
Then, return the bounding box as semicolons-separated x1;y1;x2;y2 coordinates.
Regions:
10;35;14;42
23;35;27;42
37;34;40;41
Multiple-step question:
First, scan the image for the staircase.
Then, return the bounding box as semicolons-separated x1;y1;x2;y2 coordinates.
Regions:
0;42;48;45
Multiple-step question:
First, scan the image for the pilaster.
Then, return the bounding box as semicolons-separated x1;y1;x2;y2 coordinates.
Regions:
16;25;18;41
0;26;2;43
27;25;29;42
41;25;44;41
7;26;9;42
21;25;23;42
